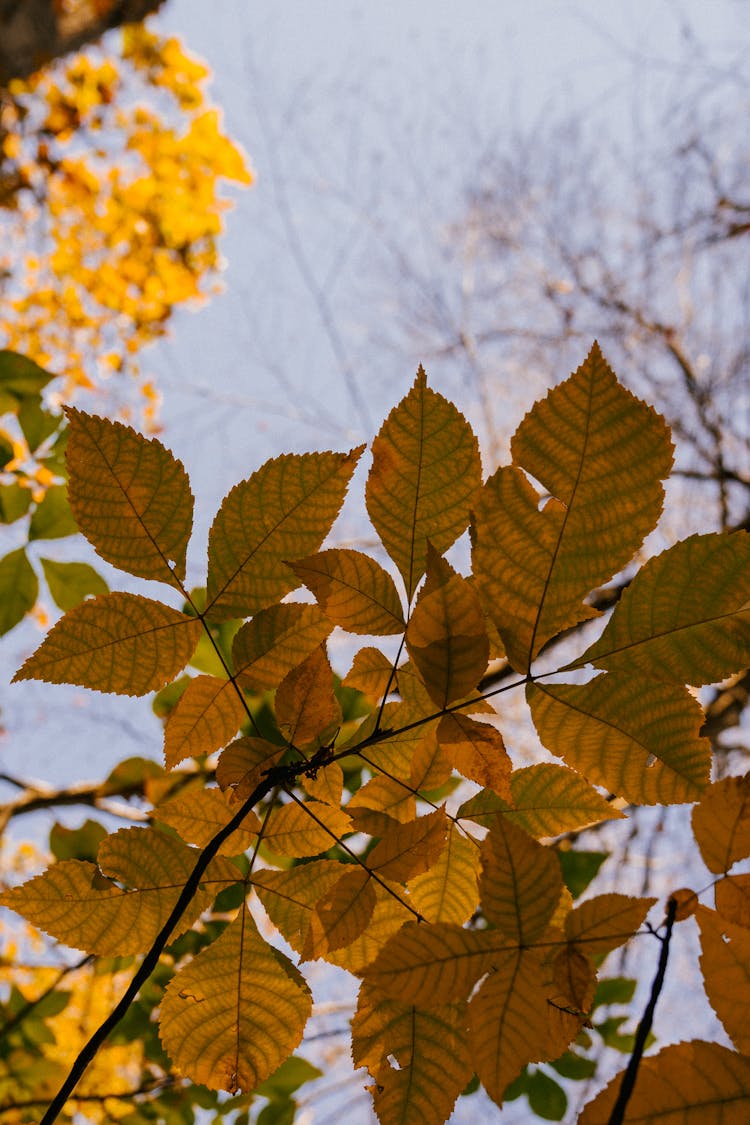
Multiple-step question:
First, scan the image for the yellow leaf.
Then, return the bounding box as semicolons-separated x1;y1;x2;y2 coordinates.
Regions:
546;943;596;1058
154;787;261;855
206;448;363;621
437;712;511;797
263;800;352;858
326;884;414;973
275;646;342;749
366;366;482;600
480;817;563;944
253;860;343;954
472;343;672;671
301;761;344;805
565;893;656;957
716;874;750;929
301;868;376;959
348;776;416;826
353;980;473;1125
13;592;201;696
0;828;235;956
164;674;248;768
698;906;750;1052
469;947;552;1106
692;773;750;874
528;676;710;804
458;763;624;836
65;408;193;585
216;736;284;801
408;822;481;924
365;921;502;1006
342;646;395;702
368;808;448;883
406;548;489;707
409;726;454;791
578;531;750;685
579;1041;750;1124
290;548;405;635
160;907;311;1093
232;602;332;693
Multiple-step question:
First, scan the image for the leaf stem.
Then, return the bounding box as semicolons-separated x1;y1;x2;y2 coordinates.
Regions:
606;897;678;1125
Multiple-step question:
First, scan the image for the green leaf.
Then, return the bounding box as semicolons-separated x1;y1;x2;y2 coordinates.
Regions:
49;819;107;862
592;976;637;1008
527;675;710;804
40;557;109;611
254;1056;322;1099
558;850;608;899
13;592;202;695
527;1070;568;1121
0;350;55;399
18;396;60;452
471;343;673;671
28;484;79;540
366;365;482;600
64;407;194;585
0;481;32;523
206;448;363;621
0;546;38;635
550;1051;597;1080
577;531;750;685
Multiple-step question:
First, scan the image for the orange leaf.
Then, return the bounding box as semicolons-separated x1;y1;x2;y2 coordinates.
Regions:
232;602;332;693
716;873;750;929
368;808;448;883
693;773;750;874
164;674;247;768
302;867;376;959
698;906;750;1052
565;893;655;957
342;646;394;703
216;736;284;801
408;822;481;924
154;787;261;854
437;712;511;797
289;548;405;635
479;817;563;944
275;646;342;749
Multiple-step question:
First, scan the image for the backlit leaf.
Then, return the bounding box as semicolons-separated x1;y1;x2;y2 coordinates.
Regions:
472;344;672;670
578;531;750;685
13;592;201;695
458;763;623;837
368;808;448;883
290;548;405;635
342;646;395;702
698;907;750;1053
528;676;710;804
480;817;563;943
65;407;193;585
716;874;750;929
301;760;344;805
263;800;352;858
348;776;416;826
40;557;109;611
565;894;655;957
164;674;248;767
405;548;489;708
579;1041;750;1124
216;736;285;801
253;861;343;954
302;868;376;958
206;448;363;621
160;907;312;1093
29;484;79;540
154;787;261;855
692;773;750;874
326;885;415;974
0;828;235;956
232;602;333;693
353;980;472;1125
408;822;481;924
437;713;511;797
275;646;342;749
366;366;482;600
365;921;502;1006
469;948;552;1106
0;547;38;635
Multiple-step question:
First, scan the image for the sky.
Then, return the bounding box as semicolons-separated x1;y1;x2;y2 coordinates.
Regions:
1;2;748;1122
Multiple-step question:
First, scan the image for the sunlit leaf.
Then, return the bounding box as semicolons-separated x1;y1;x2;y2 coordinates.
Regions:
565;894;655;957
163;674;248;768
527;676;710;804
472;344;672;671
579;1041;750;1124
698;906;750;1053
578;531;750;685
263;801;352;859
290;548;405;635
342;645;395;702
480;817;563;943
406;547;489;707
692;773;750;874
65;407;194;585
368;808;448;883
365;921;502;1006
206;448;363;621
348;775;416;826
366;366;482;600
275;646;342;749
216;736;285;801
302;867;376;958
408;822;481;924
13;592;201;695
232;602;333;693
160;906;312;1093
154;787;261;855
0;828;236;956
437;712;511;797
353;980;473;1125
301;761;344;805
253;861;343;955
715;874;750;929
326;884;415;973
